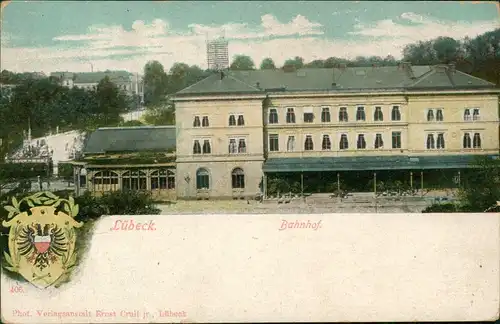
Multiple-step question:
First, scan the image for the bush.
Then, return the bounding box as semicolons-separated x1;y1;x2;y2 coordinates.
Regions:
0;162;51;179
422;203;459;213
58;163;73;180
98;190;161;216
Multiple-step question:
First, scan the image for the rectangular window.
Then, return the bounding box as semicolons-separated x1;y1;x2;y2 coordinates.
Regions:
202;116;209;127
357;134;366;149
436;133;445;149
427;109;434;121
202;140;211;154
339;134;348;150
322;135;331;150
473;108;480;121
339;107;348;122
237;115;245;126
473;133;481;148
193;116;201;127
228;115;236;126
193;140;201;154
356;106;366;121
374;107;383;121
463;133;472;148
238;139;246;153
286;108;296;123
436;109;443;121
303;112;314;123
228;139;237;154
304;135;314;151
269;109;278;124
321;107;331;123
287;136;295;152
392;132;402;149
374;134;384;149
269;134;279;152
229;138;247;153
464;109;471;121
426;134;435;149
391;106;401;121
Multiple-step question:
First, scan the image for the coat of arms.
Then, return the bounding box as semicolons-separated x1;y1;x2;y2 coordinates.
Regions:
2;191;83;288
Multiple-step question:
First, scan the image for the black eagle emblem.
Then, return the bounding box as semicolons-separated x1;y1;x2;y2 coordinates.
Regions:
17;223;68;271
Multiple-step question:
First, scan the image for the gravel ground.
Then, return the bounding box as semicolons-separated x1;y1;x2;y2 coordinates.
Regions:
158;198;431;214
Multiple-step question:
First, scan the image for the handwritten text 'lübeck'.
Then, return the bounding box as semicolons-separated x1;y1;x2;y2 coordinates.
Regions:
279;219;322;231
110;219;156;231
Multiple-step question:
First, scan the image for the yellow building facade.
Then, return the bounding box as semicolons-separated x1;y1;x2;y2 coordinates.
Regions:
173;64;499;199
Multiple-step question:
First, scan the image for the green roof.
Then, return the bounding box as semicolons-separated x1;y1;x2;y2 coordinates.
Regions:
83;126;176;154
263;155;499;172
175;65;496;96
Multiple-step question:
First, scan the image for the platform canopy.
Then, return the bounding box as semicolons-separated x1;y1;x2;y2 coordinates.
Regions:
262;155;499;173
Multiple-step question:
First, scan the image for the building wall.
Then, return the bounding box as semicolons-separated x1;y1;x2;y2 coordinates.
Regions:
264;95;410;158
263;93;499;158
406;94;499;155
175;99;265;199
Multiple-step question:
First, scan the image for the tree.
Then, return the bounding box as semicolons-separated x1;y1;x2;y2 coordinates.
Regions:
230;55;255;70
433;36;463;63
459;156;500;212
260;58;276;70
304;60;325;68
282;56;304;70
143;102;175;126
167;63;207;94
143;60;168;107
402;40;439;65
94;76;127;127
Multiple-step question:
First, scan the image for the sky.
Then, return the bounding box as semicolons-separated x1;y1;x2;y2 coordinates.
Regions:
1;1;499;74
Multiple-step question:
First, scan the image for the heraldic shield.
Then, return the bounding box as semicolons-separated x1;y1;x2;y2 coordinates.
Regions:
2;191;83;289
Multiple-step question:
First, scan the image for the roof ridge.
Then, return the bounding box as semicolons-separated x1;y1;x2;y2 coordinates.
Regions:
408;68;436;87
445;69;456;87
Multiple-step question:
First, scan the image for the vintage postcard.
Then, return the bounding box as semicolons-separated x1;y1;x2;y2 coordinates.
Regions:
1;0;499;323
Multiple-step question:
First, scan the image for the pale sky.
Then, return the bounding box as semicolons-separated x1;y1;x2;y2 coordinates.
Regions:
1;1;499;74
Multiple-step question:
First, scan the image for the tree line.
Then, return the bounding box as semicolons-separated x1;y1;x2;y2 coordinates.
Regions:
0;76;134;158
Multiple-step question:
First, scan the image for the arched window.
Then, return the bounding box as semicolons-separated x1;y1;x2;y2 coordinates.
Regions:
92;170;119;191
122;170;147;190
231;168;245;189
196;168;210;190
151;169;176;190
